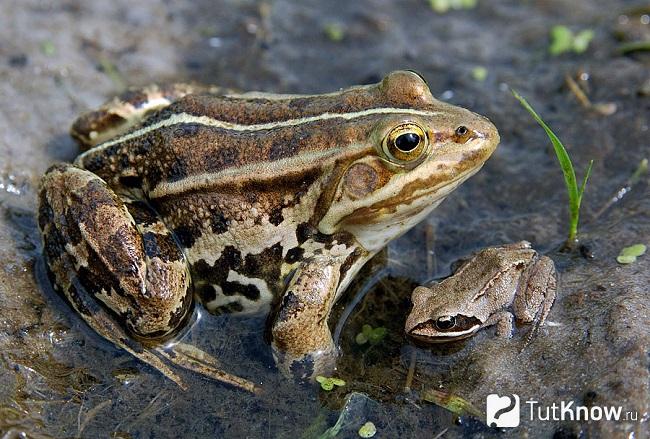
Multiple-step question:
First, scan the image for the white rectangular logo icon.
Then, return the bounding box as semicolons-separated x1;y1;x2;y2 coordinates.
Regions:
486;394;520;427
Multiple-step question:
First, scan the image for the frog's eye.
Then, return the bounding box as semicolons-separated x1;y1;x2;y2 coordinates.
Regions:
383;123;428;164
435;316;456;330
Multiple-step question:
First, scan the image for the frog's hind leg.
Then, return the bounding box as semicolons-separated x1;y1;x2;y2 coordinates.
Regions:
516;256;558;348
70;83;219;149
39;164;190;387
38;164;255;392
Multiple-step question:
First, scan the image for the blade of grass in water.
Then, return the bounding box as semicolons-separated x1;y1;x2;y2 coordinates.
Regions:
512;90;593;248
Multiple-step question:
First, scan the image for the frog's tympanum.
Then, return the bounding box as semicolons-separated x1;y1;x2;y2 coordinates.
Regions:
406;241;557;345
38;71;499;390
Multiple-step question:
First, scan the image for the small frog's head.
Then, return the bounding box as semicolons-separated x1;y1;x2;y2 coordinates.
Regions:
405;286;485;342
318;71;500;251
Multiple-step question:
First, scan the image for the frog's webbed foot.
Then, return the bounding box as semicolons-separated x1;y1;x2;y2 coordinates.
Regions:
511;254;558;349
154;343;258;393
271;256;344;381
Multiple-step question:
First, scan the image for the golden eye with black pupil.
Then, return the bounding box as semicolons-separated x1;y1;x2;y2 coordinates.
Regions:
383;123;428;164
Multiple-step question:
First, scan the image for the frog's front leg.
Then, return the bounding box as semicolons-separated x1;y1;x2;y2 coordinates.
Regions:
484;311;515;337
38;164;256;392
271;255;345;381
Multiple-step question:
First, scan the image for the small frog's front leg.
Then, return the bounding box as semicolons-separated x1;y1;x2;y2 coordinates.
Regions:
484;311;515;337
271;255;345;381
39;164;256;391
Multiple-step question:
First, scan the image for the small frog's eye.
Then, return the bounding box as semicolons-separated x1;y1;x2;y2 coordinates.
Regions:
453;125;473;143
435;316;456;330
383;123;428;164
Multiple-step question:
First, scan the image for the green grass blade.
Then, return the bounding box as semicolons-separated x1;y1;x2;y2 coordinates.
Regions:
578;160;594;202
512;90;580;239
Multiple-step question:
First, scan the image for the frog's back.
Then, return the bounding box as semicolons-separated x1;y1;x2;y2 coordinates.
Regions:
70;72;446;315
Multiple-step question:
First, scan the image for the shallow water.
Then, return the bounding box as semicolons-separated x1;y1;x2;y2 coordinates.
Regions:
0;0;648;437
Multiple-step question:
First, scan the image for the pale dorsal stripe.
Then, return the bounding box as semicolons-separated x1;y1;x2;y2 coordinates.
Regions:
78;108;441;161
148;142;369;199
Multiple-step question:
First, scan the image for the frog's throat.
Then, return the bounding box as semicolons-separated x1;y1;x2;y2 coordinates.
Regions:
339;165;484;252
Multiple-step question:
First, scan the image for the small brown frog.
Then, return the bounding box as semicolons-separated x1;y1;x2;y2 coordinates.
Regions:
405;241;557;345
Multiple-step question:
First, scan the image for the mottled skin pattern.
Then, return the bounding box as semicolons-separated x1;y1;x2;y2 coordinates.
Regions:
405;241;557;346
39;71;500;386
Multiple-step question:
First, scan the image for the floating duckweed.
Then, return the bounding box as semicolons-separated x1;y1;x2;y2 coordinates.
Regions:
428;0;477;14
355;324;387;345
316;375;346;391
617;244;646;264
549;25;594;55
471;66;488;82
358;421;377;438
41;41;56;56
323;23;345;42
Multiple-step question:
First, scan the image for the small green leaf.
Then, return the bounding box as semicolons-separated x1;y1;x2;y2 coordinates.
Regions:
358;421;377;438
323;23;345;42
617;244;646;264
368;327;387;344
320;380;334;391
617;255;637;264
573;29;594;53
316;375;345;391
549;25;574;55
549;25;593;55
471;66;488;82
41;41;56;56
619;244;646;257
355;332;369;345
428;0;450;13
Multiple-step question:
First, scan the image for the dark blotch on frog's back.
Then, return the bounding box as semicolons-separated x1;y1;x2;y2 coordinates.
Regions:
284;247;304;264
142;231;183;263
125;199;159;227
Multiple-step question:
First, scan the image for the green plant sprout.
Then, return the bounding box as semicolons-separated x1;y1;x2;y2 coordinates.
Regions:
512;90;593;249
549;25;594;55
